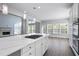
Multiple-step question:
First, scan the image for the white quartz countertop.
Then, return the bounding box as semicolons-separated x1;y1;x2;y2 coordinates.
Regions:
0;33;48;56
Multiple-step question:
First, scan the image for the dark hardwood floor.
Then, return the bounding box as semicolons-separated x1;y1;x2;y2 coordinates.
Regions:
44;37;75;56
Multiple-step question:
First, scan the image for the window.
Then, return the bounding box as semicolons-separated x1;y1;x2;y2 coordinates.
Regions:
53;24;60;34
28;24;35;33
47;24;53;34
60;24;67;34
14;22;22;35
47;23;68;35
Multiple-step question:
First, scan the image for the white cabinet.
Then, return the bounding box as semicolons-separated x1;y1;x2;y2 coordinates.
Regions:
36;36;48;56
36;44;42;56
22;48;35;56
41;36;48;55
21;35;48;56
35;39;42;56
72;3;78;22
21;42;36;56
69;3;79;46
72;4;78;18
69;3;79;56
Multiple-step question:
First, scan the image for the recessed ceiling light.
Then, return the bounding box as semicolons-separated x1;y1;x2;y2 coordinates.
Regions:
38;6;40;9
33;7;36;10
33;6;40;10
2;4;8;14
33;18;36;21
24;11;26;13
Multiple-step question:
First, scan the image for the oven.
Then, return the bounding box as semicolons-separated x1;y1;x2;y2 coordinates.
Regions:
73;37;79;54
72;18;79;55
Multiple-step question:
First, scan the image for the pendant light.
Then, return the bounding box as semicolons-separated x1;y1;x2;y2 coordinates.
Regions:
33;18;36;23
23;11;27;20
2;4;8;14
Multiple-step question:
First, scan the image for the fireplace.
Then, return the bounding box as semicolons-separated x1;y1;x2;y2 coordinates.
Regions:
0;27;11;37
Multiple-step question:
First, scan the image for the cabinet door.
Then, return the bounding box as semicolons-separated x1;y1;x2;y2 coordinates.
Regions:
41;37;48;55
21;42;36;56
41;43;45;55
36;44;42;56
42;42;47;55
22;48;35;56
72;3;78;22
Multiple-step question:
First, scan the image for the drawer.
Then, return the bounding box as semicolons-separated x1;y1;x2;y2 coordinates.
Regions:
22;48;35;56
21;42;35;54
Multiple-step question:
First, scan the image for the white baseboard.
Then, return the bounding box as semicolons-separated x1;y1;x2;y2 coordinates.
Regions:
49;34;68;38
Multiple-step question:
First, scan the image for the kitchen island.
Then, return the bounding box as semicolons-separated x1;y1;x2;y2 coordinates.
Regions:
0;33;48;56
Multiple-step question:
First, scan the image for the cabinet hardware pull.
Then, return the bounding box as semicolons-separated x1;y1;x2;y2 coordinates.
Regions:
29;53;32;55
41;43;43;45
29;47;31;48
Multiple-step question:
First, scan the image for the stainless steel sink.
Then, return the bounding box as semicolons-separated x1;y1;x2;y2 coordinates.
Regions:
25;35;42;39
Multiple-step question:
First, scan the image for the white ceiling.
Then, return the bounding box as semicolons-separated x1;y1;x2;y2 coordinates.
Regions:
7;3;73;20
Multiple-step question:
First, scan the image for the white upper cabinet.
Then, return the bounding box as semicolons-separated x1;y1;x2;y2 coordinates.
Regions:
72;3;79;22
72;4;78;18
